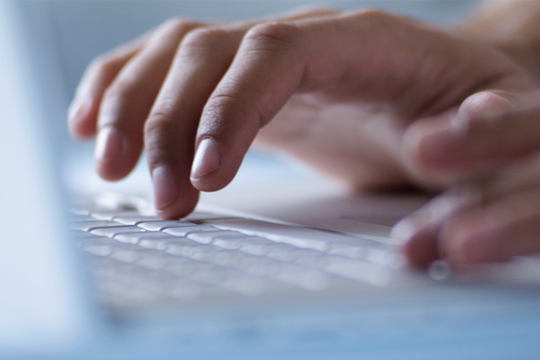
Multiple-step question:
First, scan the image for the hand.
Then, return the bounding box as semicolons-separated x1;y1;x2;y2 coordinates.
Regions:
67;7;533;219
392;95;540;268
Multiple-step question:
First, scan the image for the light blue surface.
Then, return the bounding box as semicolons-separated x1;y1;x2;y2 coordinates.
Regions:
5;285;540;359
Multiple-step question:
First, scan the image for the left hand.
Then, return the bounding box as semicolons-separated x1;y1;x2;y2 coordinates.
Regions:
393;99;540;267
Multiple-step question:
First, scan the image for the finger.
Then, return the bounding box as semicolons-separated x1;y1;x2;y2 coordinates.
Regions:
391;187;482;267
439;186;540;264
189;11;380;192
473;152;540;204
405;90;540;174
67;33;148;139
190;8;509;192
94;19;202;181
145;8;339;218
145;26;244;218
391;213;441;268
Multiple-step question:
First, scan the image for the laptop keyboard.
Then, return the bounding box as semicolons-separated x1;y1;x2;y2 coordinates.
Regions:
70;197;413;308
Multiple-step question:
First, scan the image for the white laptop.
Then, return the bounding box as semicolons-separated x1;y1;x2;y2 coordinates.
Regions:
3;1;540;359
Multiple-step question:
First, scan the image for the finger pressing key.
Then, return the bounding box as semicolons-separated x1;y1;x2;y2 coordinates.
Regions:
145;8;340;219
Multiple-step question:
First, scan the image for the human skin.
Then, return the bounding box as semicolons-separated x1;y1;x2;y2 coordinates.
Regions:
68;3;540;267
395;0;540;268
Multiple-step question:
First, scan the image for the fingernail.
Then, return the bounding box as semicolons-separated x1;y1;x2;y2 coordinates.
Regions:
68;97;91;123
390;218;419;245
94;126;125;162
191;138;221;179
152;166;180;210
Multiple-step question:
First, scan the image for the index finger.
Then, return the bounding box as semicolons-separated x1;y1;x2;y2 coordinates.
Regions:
189;12;377;191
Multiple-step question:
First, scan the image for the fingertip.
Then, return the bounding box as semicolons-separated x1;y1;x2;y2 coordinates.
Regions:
152;165;180;211
94;127;143;182
392;216;440;269
151;165;200;220
67;97;99;140
457;91;515;120
94;160;130;181
155;186;200;220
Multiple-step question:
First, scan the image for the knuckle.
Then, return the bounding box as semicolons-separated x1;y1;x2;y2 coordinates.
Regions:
159;17;201;37
144;111;177;139
102;81;135;104
201;93;237;128
349;8;392;23
181;27;231;52
205;92;263;131
286;5;335;17
144;112;179;154
244;22;301;51
206;93;242;113
88;55;118;77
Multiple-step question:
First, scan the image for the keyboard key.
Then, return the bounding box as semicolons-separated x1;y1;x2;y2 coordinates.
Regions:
181;246;227;263
114;231;172;244
237;237;274;256
324;258;392;286
135;253;172;271
81;243;114;257
186;230;245;244
164;242;212;257
113;215;162;225
138;237;196;251
212;236;272;256
190;265;227;285
203;250;249;268
211;238;244;250
265;243;299;262
364;248;404;268
237;257;282;277
201;218;353;251
89;210;141;221
137;220;194;231
183;212;235;222
110;251;140;264
70;220;121;231
326;243;367;260
162;225;218;238
293;249;330;269
90;226;145;238
164;258;200;277
109;246;145;264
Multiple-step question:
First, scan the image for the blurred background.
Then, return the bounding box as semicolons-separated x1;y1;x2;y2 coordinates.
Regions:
13;0;481;202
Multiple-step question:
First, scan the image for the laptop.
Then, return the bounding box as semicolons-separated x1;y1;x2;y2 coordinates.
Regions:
3;1;540;359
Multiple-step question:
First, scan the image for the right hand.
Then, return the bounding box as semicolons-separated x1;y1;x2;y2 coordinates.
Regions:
67;7;534;219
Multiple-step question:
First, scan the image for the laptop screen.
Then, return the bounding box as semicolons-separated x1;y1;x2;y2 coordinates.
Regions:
0;1;93;352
